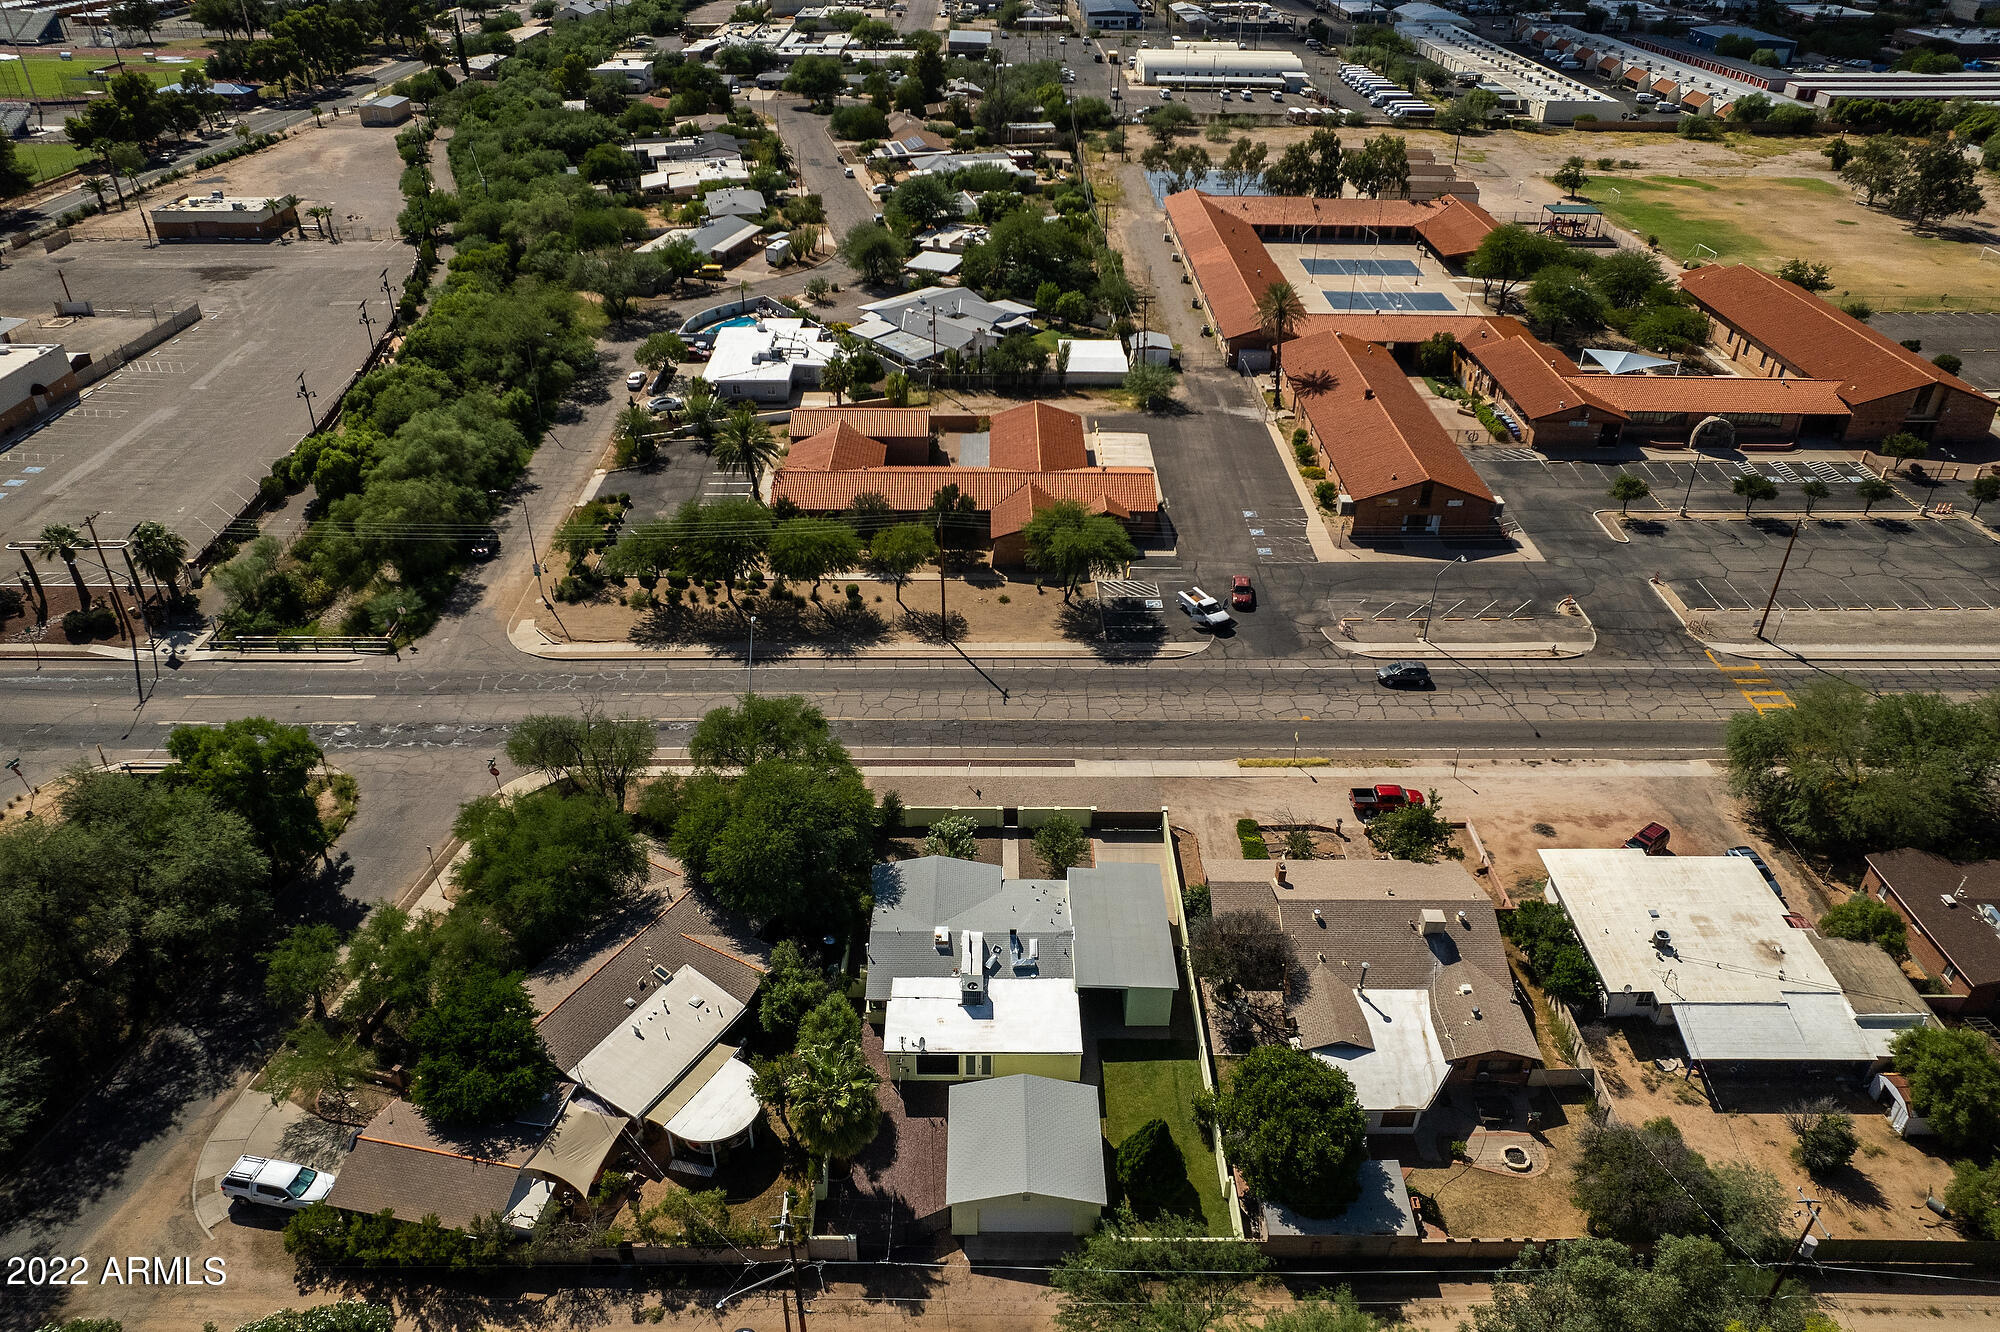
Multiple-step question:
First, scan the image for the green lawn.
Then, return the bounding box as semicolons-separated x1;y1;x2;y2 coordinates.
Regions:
1098;1016;1231;1236
0;55;184;100
1583;176;1773;267
16;141;91;184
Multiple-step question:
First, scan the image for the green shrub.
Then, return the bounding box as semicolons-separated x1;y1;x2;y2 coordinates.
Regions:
1314;480;1339;510
1818;896;1908;957
1300;465;1326;480
1116;1118;1195;1219
1235;816;1268;859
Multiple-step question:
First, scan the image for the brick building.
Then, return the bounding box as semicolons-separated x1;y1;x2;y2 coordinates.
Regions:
1861;849;2000;1017
1282;330;1497;537
1682;264;1997;445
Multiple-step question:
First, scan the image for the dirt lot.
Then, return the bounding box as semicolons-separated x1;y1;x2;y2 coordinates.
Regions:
1405;1089;1592;1240
1586;1020;1960;1241
1180;121;1998;312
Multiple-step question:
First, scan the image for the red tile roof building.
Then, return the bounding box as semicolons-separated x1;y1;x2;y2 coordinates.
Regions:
787;406;935;465
1681;264;1996;445
1164;190;1502;356
770;401;1159;563
1460;325;1852;449
1282;330;1497;536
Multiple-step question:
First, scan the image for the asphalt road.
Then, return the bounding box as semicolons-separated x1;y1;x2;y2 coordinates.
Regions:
764;91;883;243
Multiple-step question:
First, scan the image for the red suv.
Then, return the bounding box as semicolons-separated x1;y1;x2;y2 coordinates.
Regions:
1230;576;1255;609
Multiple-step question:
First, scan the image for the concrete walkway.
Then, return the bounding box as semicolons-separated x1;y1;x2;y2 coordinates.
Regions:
507;617;1214;661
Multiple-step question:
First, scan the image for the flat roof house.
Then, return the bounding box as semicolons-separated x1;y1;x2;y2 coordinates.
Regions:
1282;330;1497;538
866;855;1179;1081
0;342;78;435
849;288;1037;368
1205;858;1539;1133
1541;849;1881;1075
357;94;412;126
151;192;298;241
592;56;657;91
1682;264;1997;445
946;1075;1106;1239
702;317;840;403
1862;849;2000;1017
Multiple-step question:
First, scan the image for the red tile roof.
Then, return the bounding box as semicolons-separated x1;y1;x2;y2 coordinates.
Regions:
988;401;1088;471
787;407;933;443
1294;313;1530;345
989;481;1057;539
1682;264;1987;408
1465;334;1627;422
1284;330;1495;504
772;466;1159;516
1194;194;1441;230
1165;190;1283;343
1580;372;1851;417
786;420;887;471
1412;195;1501;260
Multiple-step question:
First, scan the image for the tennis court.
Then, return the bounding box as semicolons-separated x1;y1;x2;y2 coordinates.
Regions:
1301;257;1422;277
1321;290;1458;312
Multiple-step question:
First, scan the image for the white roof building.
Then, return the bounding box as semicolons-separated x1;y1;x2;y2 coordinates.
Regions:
1540;849;1876;1067
1058;338;1131;386
567;965;746;1119
884;976;1085;1056
702;317;840;402
1132;43;1309;89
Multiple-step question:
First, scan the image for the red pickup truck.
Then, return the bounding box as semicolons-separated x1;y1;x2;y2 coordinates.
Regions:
1351;785;1425;818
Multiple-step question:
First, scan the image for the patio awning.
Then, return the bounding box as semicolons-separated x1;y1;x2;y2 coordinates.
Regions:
663;1057;761;1146
644;1042;742;1133
525;1104;627;1197
1581;348;1674;375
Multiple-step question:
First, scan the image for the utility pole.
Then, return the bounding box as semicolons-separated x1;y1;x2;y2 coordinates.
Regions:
1757;1190;1825;1323
119;545;158;680
746;613;757;696
936;509;949;643
1755;516;1805;640
1420;553;1466;644
777;1192;808;1332
357;301;376;353
83;514;145;705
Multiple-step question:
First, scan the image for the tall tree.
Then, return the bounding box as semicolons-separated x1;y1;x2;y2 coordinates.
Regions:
165;718;328;877
1889;135;1986;232
1023;499;1137;601
1255;280;1307;388
1218;137;1269;196
503;706;655;807
1839;133;1906;205
1468;225;1578;307
686;694;849;770
1212;1045;1368;1214
714;408;783;494
263;923;343;1017
1343;134;1409;198
1262;126;1344;197
408;966;554;1125
37;523;92;610
452;788;645;959
1052;1213;1266;1332
787;1036;883;1160
128;520;189;603
767;517;862;589
867;523;937;605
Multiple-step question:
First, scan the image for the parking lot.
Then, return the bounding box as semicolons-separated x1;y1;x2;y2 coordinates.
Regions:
1870;311;2000;393
1645;515;2000;613
0;120;409;555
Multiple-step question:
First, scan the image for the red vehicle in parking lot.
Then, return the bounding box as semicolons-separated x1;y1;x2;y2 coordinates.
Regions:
1231;576;1255;609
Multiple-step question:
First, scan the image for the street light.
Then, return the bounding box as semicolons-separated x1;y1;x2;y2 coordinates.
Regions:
1420;554;1467;643
746;614;757;697
296;371;318;435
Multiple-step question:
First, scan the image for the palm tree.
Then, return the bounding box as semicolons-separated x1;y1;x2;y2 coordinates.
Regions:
38;523;91;610
819;353;854;406
714;409;782;495
128;520;188;607
1256;280;1307;393
81;176;110;210
787;1039;884;1162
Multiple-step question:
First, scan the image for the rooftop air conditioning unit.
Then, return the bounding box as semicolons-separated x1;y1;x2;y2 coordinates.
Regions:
1652;928;1673;949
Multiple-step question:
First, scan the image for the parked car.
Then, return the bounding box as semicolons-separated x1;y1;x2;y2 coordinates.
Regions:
1624;822;1671;855
1726;845;1783;895
1230;575;1255;609
647;394;684;413
1218;87;1232;100
469;528;499;561
1159;86;1172;98
1270;89;1283;101
221;1155;335;1211
1351;784;1426;817
625;369;649;392
842;166;855;178
1177;587;1233;628
1375;659;1431;689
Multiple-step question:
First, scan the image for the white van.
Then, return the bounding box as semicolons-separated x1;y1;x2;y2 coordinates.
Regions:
1178;588;1233;628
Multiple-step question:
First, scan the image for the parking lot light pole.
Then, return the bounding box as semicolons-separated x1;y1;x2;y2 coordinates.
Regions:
1420;554;1466;644
1680;459;1701;516
1756;517;1805;640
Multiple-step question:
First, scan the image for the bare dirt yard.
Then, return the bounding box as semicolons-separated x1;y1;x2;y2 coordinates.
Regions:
1585;1020;1960;1242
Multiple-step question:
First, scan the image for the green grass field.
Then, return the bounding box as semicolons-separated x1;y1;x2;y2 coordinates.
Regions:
1098;1026;1231;1236
15;140;92;184
0;54;185;100
1583;175;1772;266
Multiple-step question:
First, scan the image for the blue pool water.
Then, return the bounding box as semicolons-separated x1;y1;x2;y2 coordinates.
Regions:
712;315;761;329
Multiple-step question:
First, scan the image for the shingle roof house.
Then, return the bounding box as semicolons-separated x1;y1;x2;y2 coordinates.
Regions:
946;1075;1107;1237
1206;858;1538;1132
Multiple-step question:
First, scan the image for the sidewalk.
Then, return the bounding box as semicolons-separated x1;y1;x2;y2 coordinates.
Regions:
506;617;1215;661
190;1084;314;1237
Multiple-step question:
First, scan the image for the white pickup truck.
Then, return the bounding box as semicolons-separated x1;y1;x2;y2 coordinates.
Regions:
1178;587;1233;629
219;1155;336;1211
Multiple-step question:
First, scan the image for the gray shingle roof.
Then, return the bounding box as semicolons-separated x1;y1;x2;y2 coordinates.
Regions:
536;894;768;1071
866;857;1073;1001
1205;859;1539;1065
1069;863;1180;993
945;1075;1107;1207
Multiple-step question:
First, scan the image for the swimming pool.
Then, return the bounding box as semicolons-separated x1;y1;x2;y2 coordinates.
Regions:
711;315;761;329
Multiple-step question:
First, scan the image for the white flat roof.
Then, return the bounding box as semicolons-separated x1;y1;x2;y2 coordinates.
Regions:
1059;339;1130;375
567;965;744;1118
704;318;836;388
883;976;1083;1056
1308;988;1451;1112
